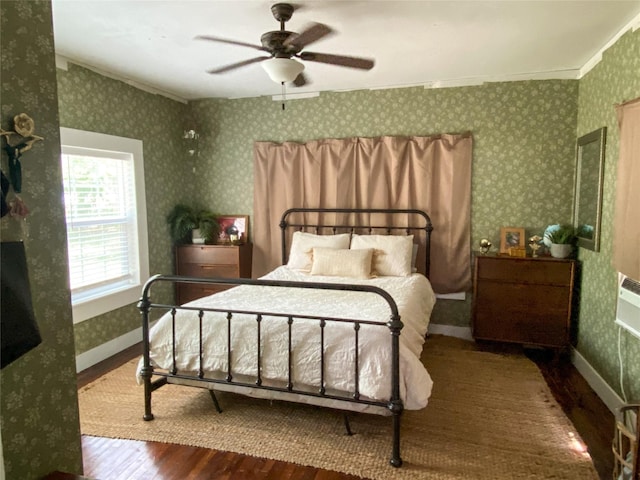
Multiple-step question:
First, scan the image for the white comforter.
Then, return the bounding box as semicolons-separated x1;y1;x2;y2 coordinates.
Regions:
138;266;436;410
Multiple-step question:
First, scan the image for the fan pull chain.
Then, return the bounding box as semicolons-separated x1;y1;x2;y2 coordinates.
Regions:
281;82;286;111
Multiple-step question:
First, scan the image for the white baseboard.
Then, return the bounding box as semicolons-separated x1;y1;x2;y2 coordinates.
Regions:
75;327;142;373
571;347;624;415
428;324;473;341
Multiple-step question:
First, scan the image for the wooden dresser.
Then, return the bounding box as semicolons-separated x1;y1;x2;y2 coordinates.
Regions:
175;244;252;304
472;254;576;348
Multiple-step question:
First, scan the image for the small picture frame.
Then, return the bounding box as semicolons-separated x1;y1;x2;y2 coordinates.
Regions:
217;215;249;245
500;227;525;254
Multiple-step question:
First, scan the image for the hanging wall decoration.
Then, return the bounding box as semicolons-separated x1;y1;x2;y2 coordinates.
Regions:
0;113;44;218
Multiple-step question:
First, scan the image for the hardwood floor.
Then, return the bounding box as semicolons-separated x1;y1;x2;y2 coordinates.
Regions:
73;340;615;480
527;348;615;479
77;344;361;480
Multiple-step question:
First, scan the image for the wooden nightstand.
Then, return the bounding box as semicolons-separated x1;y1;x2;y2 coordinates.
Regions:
471;253;576;348
175;243;252;304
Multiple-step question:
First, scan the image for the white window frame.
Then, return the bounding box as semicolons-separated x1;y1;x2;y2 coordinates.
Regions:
60;127;149;324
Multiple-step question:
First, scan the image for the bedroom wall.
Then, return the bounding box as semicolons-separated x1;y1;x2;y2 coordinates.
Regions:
574;28;640;402
50;14;639;405
188;80;579;327
0;1;83;477
56;63;190;354
39;0;637;417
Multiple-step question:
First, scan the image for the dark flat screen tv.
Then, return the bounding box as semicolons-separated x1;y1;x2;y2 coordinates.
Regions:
1;241;41;368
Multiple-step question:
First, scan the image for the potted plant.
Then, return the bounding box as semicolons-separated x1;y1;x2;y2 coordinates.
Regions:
545;224;576;258
166;204;219;244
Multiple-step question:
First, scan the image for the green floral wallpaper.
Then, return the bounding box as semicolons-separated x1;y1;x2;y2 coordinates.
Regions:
0;1;82;477
57;63;189;353
189;80;579;326
575;28;640;402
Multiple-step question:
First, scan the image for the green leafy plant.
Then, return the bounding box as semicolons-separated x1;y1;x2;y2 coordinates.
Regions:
166;204;219;244
195;210;218;243
547;225;576;245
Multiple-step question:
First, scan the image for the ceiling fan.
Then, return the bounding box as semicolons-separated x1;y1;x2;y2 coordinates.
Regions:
195;3;375;87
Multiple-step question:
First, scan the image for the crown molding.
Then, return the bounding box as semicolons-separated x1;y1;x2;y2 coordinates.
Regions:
579;12;640;79
55;54;188;104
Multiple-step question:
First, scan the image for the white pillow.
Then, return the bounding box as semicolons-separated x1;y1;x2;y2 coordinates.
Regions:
287;232;351;271
310;248;373;279
350;234;414;276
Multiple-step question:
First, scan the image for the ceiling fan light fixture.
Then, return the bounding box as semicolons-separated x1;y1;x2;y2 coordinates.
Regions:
261;57;304;84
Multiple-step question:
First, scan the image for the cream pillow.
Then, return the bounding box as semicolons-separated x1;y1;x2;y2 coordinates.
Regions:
350;234;414;276
310;248;374;279
287;232;351;271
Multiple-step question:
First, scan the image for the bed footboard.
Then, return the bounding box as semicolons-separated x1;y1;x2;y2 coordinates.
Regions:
137;274;405;468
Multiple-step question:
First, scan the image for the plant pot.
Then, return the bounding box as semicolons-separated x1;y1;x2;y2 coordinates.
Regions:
549;243;572;259
192;228;205;244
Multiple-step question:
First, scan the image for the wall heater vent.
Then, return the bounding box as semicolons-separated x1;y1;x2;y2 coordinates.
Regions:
616;276;640;339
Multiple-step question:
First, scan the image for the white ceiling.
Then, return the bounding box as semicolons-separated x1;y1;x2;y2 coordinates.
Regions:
51;1;640;101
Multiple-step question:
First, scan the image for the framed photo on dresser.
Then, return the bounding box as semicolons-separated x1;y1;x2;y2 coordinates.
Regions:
217;215;249;244
499;227;525;253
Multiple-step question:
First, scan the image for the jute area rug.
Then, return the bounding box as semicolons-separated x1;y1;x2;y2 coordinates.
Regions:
78;335;598;479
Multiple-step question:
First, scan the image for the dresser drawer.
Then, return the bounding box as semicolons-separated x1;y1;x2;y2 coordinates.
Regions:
177;263;239;278
473;310;568;346
176;245;238;265
476;257;573;285
473;282;570;346
475;282;571;313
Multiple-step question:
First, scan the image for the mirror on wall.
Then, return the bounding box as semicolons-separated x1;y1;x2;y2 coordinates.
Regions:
573;127;606;251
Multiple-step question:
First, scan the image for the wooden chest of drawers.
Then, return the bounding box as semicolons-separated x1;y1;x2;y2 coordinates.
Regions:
472;254;576;348
175;244;252;304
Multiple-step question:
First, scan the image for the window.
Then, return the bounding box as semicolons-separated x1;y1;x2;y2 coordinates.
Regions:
60;128;149;323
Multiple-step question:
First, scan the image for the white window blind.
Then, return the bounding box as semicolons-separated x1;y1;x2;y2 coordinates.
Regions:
60;128;148;323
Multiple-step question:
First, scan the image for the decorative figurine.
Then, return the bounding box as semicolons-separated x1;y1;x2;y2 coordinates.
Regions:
226;224;241;245
528;235;542;257
1;113;44;193
1;113;43;219
479;238;492;255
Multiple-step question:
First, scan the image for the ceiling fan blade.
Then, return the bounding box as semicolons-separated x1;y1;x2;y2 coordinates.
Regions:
207;56;270;74
293;72;307;87
299;52;374;70
283;22;333;49
195;35;267;52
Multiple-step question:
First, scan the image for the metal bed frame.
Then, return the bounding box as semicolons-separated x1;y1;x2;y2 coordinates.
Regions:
138;208;433;468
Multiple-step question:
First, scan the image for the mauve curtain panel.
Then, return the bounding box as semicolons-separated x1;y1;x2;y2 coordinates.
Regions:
614;98;640;281
252;134;473;294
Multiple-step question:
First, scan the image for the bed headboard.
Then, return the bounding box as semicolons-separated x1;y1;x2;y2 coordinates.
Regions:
279;208;434;278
